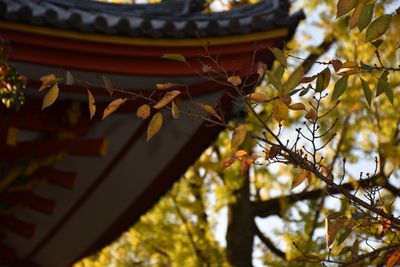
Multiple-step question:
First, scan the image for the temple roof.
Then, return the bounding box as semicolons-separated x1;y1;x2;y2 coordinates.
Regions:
0;0;302;38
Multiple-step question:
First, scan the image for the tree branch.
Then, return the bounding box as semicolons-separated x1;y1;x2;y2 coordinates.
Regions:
255;224;286;259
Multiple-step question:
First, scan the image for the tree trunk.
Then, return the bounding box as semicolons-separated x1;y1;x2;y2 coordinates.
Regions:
226;174;255;267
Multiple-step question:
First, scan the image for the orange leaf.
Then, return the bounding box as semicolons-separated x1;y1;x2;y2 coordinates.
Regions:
289;103;306;111
87;89;96;120
222;157;236;169
197;103;222;121
156;83;176;90
136;104;151;120
240;157;251;174
147;112;163;141
246;92;270;102
291;171;310;190
154;90;181;109
234;150;248;158
387;250;400;267
41;83;59;110
102;98;126;120
39;74;57;92
231;124;247;149
227;76;242;86
102;75;114;96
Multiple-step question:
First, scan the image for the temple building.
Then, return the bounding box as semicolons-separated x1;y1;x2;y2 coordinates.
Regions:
0;0;303;266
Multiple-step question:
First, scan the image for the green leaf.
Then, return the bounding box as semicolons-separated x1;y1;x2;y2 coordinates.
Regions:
331;76;348;101
365;15;392;43
358;3;374;32
269;48;287;68
376;71;389;96
274;64;285;80
285;66;304;93
266;70;283;91
378;78;393;104
316;67;331;92
360;77;372;107
336;0;358;17
161;53;186;62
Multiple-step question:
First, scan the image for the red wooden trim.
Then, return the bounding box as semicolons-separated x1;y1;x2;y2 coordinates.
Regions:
33;167;77;190
25;121;147;260
9;192;55;215
0;138;108;161
0;215;35;239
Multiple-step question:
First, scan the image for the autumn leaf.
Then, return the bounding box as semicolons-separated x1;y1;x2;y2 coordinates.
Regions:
256;63;267;81
360;77;372;107
102;75;114;96
269;47;287;68
387;250;400;267
102;98;126;120
285;66;304;92
39;74;57;92
305;109;317;121
234;150;248;158
272;100;289;122
279;95;292;105
156;83;176;90
315;68;331;92
231;124;247;149
378;207;391;235
41;83;59;110
147;112;163;141
289;103;306;111
87;89;96;120
154;90;180;109
349;2;363;29
161;53;186;62
358;3;374;32
222;157;236;169
332;76;348;101
227;76;242;86
342;61;357;68
136;104;151;120
171;101;180;119
336;0;358;17
246;92;270;102
325;217;344;248
301;75;317;83
331;59;343;72
365;14;392;43
240;157;251;175
269;145;279;159
197;103;222;121
291;171;310;190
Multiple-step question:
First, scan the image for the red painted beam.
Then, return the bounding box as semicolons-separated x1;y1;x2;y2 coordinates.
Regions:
9;192;55;215
0;215;35;239
33;167;76;190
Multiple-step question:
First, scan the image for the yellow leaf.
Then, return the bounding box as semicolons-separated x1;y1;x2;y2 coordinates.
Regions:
197;103;222;121
341;61;357;68
171;101;180;119
41;83;59;110
234;150;248;158
161;53;186;62
156;83;176;90
227;76;242;86
147;112;163;141
285;66;304;92
154;90;180;109
87;89;96;120
136;104;151;120
291;171;310;190
39;74;57;91
289;103;306;111
231;124;247;149
246;92;270;102
271;100;289;122
365;14;392;42
102;75;114;96
269;47;287;68
336;0;358;17
102;98;126;120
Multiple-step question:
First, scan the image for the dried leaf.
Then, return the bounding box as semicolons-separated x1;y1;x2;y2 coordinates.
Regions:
240;157;251;175
161;53;186;62
269;47;287;68
301;75;317;83
285;66;304;92
87;89;96;120
246;92;270;102
336;0;358;17
222;157;236;169
360;77;372;107
279;95;292;105
227;76;242;86
378;207;391;235
358;3;374;32
272;100;289;122
305;109;317;121
39;74;57;92
197;103;222;121
365;14;392;43
41;83;59;110
291;171;310;190
387;250;400;267
289;103;306;111
65;71;74;85
332;59;343;72
171;101;180;119
332;76;348;101
156;83;176;90
234;150;248;158
147;112;163;141
154;90;181;109
231;124;247;149
325;217;343;248
269;145;279;159
102;98;126;120
349;2;363;29
136;104;151;120
102;75;114;96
